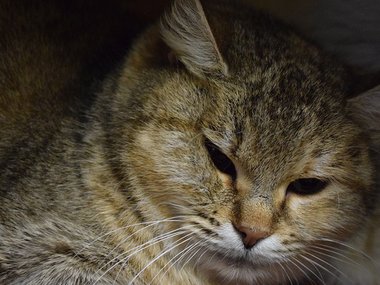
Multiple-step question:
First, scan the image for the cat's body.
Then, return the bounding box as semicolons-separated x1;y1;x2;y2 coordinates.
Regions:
1;0;379;284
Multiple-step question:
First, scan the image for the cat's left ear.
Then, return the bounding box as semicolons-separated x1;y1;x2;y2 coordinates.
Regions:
160;0;228;78
348;85;380;147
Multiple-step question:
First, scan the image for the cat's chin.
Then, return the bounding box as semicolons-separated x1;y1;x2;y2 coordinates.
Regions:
193;248;297;285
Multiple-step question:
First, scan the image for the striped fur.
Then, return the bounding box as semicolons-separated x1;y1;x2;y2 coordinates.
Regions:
0;0;379;284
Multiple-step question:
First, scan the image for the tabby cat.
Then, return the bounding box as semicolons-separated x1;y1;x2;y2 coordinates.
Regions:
0;0;379;284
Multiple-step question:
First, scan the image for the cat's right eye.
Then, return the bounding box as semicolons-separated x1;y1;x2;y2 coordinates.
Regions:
205;139;237;180
286;178;328;196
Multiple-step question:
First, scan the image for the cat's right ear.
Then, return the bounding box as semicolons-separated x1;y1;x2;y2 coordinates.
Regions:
347;85;380;148
160;0;228;78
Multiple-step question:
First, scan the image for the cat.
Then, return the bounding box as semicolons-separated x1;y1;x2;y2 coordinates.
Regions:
0;0;379;284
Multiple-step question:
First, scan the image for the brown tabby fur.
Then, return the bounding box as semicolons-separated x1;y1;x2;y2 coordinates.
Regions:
0;0;379;284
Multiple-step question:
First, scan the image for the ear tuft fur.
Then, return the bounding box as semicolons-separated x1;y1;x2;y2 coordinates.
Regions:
348;85;380;149
160;0;228;78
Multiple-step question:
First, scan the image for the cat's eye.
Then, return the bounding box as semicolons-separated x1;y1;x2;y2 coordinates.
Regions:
286;178;328;196
205;139;237;180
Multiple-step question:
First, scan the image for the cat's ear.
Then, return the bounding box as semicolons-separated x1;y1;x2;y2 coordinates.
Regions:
160;0;228;78
348;85;380;147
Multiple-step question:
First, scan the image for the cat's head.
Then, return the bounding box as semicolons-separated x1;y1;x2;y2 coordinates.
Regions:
109;0;380;283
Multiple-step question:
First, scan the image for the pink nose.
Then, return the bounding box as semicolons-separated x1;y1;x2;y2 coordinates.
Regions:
234;224;269;249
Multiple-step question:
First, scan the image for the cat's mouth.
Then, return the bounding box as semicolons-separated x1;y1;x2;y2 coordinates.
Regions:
194;244;277;269
192;246;294;285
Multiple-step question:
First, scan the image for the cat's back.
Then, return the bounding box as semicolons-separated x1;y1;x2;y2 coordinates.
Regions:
0;0;140;198
0;2;116;281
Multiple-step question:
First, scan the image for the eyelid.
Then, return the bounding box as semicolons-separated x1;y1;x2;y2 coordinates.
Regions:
286;178;329;196
204;138;237;180
204;137;232;155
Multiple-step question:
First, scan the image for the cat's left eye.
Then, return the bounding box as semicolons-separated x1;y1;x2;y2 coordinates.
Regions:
286;178;328;196
205;138;237;180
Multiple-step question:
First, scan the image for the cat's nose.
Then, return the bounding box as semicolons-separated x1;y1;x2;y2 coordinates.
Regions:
233;224;270;249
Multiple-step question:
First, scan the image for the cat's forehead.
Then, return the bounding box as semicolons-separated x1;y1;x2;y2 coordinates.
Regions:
207;76;345;128
199;79;358;185
215;8;348;97
200;76;351;159
204;11;348;130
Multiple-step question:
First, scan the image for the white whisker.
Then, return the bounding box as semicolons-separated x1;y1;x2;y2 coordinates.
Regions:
309;245;368;270
287;256;316;284
151;239;202;285
191;243;209;272
104;217;185;262
319;238;375;263
302;251;347;282
276;261;294;285
282;261;299;285
295;254;326;285
110;225;194;283
94;225;191;284
75;216;185;257
127;231;197;285
179;240;204;271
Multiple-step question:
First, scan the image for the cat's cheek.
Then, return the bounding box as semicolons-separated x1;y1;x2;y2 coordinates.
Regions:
285;182;338;210
286;194;315;210
251;234;288;257
216;223;245;250
286;183;365;240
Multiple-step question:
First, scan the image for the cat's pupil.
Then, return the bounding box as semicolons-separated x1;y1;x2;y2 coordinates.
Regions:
287;178;328;195
205;139;237;180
